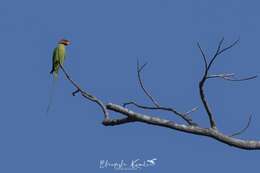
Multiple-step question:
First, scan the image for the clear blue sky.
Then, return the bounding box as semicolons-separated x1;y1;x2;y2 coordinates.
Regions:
1;0;260;172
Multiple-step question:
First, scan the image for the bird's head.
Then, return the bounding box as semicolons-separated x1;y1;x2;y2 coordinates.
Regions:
59;39;71;46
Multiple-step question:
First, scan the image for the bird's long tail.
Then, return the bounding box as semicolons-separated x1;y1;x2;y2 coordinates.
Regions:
46;75;58;116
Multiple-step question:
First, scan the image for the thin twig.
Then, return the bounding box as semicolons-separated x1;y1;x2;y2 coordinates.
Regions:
207;73;257;81
137;59;160;107
207;37;225;71
222;75;257;81
72;89;80;96
229;115;252;137
197;42;208;75
207;73;235;79
184;107;199;116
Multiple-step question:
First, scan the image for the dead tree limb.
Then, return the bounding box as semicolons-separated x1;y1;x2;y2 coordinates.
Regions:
59;39;260;150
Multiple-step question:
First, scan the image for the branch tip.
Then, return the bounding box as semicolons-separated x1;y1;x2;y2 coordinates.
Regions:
230;114;252;137
72;89;80;96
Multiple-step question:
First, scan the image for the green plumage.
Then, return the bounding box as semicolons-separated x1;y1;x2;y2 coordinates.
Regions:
47;40;69;114
50;43;66;78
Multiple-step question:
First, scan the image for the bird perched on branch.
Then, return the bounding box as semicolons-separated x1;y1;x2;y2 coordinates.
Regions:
46;39;71;114
50;39;71;77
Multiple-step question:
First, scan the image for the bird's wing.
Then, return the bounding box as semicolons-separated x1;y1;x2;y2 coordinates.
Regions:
52;47;59;63
51;47;60;73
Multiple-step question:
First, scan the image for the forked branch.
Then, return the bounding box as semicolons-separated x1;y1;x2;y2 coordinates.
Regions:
197;38;256;129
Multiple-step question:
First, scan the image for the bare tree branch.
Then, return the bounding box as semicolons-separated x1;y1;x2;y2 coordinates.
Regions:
199;78;217;129
197;38;241;129
58;39;260;150
59;64;110;122
197;42;217;128
123;101;198;126
106;103;260;150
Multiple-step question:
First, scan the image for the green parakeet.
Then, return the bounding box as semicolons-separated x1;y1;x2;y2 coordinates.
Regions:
46;39;71;114
50;39;71;77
